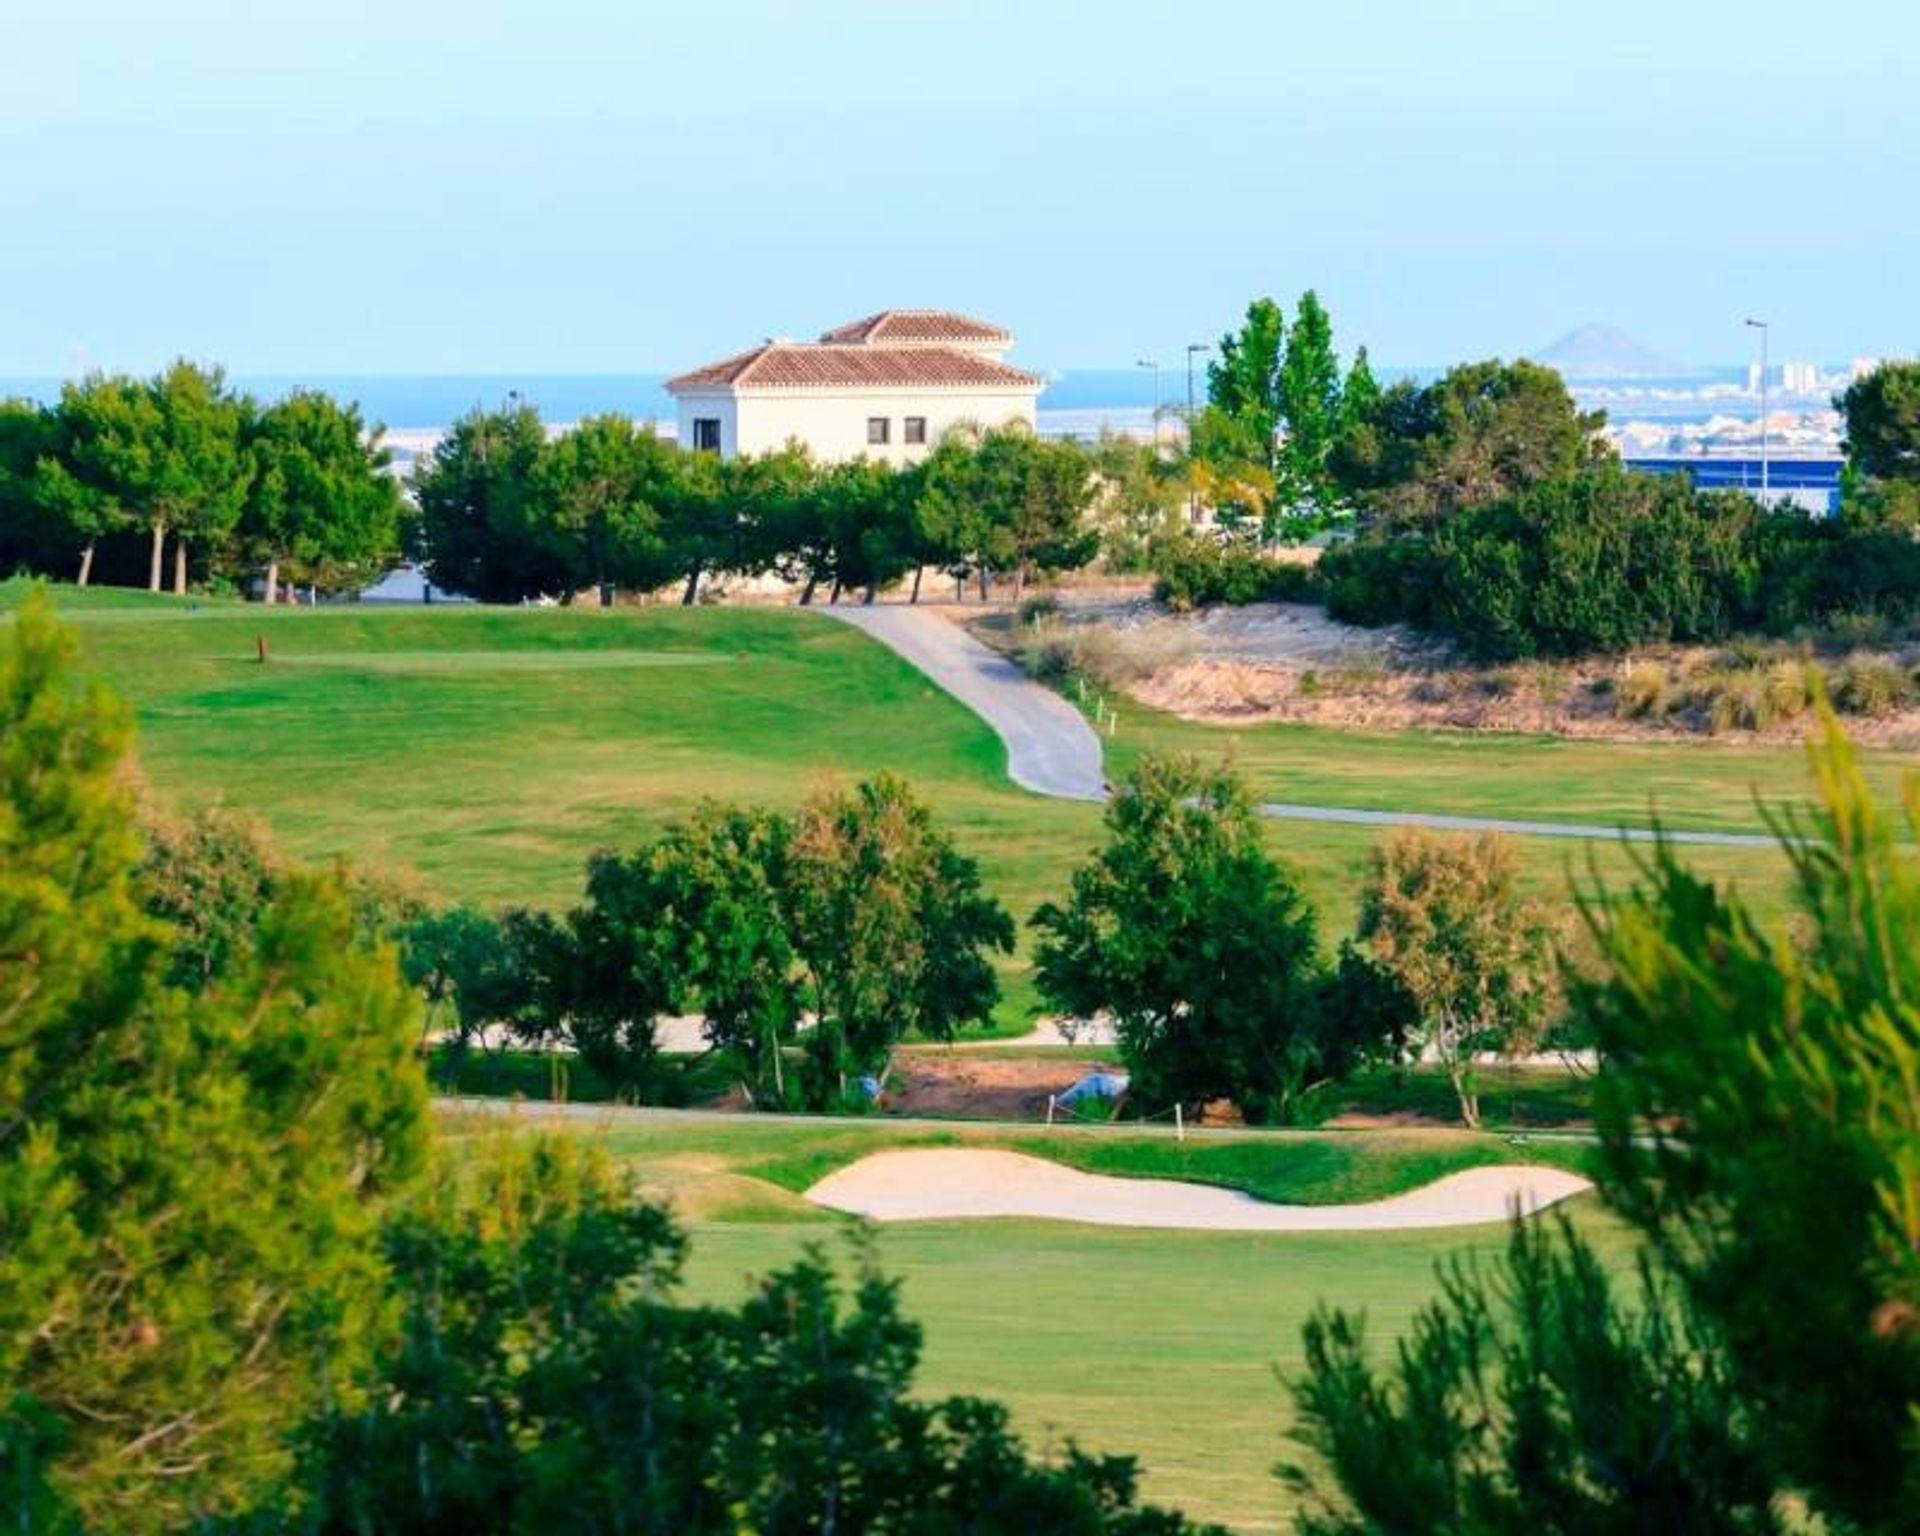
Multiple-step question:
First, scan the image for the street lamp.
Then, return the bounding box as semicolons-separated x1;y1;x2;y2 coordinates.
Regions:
1136;358;1160;454
1186;342;1210;521
1745;318;1770;502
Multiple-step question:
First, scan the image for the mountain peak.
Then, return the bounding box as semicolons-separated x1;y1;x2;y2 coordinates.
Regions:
1531;324;1685;379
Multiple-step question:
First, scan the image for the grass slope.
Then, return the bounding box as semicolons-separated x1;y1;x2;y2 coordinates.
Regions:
8;580;1829;1013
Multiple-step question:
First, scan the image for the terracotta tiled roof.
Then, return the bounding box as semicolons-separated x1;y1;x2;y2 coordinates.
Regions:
816;309;1012;347
667;343;1040;393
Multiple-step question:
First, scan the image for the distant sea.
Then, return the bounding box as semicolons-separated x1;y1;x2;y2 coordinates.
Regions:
0;364;1814;439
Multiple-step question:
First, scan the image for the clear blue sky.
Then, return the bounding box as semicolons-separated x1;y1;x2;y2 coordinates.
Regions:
2;0;1913;377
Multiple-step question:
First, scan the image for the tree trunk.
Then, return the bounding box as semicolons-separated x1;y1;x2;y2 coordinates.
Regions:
798;572;819;606
264;558;280;607
862;583;876;605
680;565;701;606
76;541;95;588
1012;560;1028;603
827;576;842;604
148;521;167;592
172;537;188;596
1446;1054;1481;1129
909;564;924;604
978;565;991;602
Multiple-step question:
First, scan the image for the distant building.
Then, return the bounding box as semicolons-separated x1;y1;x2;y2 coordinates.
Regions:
665;310;1041;464
1779;360;1821;395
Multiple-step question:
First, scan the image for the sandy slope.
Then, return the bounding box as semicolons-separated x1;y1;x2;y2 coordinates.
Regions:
804;1148;1590;1231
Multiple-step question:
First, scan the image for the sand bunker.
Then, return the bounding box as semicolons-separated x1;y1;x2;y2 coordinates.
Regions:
804;1149;1589;1231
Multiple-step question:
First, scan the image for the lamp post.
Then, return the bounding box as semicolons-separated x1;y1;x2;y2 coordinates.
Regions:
1745;318;1770;502
1185;342;1210;522
1136;358;1160;454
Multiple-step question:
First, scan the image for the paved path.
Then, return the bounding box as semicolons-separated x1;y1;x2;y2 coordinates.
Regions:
823;604;1107;800
822;603;1784;850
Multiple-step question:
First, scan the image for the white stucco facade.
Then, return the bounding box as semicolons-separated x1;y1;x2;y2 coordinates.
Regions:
666;310;1042;466
673;384;1036;466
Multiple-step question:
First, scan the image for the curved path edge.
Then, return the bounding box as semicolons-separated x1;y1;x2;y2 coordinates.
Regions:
821;604;1784;849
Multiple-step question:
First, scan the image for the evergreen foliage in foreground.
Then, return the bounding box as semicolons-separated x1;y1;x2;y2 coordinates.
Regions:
0;594;1207;1533
1285;720;1920;1533
0;594;430;1532
256;1137;1214;1536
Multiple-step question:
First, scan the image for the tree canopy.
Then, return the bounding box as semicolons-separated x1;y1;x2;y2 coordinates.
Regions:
1033;756;1388;1122
0;595;430;1531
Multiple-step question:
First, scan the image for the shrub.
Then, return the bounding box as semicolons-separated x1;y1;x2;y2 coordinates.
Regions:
1765;658;1816;721
1831;651;1911;717
1017;592;1062;627
1333;463;1920;659
1149;534;1315;609
1693;667;1770;734
1613;661;1671;720
1016;616;1080;684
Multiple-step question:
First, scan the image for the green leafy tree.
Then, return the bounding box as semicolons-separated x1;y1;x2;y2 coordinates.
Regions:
0;399;59;577
412;400;565;602
146;359;253;593
0;595;430;1532
1032;756;1344;1122
640;804;800;1105
31;373;159;588
530;413;679;602
1335;358;1608;528
1275;289;1343;514
1206;297;1286;472
1575;722;1920;1529
786;774;1013;1106
1837;359;1920;485
913;424;1097;601
136;802;282;989
771;455;912;605
244;389;402;602
1085;430;1185;572
1354;830;1554;1127
1290;721;1920;1536
1283;1217;1782;1535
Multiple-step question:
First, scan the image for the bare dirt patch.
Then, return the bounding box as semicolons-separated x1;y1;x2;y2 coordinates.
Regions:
1132;651;1920;747
881;1051;1127;1121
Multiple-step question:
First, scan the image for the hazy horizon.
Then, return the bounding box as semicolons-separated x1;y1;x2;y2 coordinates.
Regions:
4;1;1915;377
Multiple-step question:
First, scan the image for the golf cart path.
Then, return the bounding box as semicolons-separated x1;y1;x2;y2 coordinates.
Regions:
825;604;1107;800
806;1148;1590;1231
823;604;1782;849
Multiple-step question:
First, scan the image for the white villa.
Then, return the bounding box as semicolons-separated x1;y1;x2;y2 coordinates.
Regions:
665;309;1041;465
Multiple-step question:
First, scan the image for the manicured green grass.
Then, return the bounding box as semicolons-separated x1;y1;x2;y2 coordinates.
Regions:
11;580;1813;1004
460;1107;1621;1531
677;1216;1641;1531
1104;688;1905;838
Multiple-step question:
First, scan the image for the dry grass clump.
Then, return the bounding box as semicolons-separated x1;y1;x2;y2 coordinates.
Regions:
1613;661;1672;720
1830;651;1912;718
1014;616;1193;690
1680;655;1815;734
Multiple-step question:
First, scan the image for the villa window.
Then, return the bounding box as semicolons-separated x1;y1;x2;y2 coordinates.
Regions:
904;416;927;445
692;417;722;453
867;416;890;445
